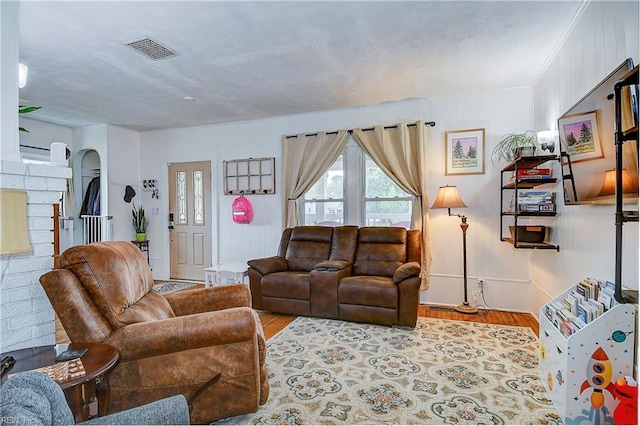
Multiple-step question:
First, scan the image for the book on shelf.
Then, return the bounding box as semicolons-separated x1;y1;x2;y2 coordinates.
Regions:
510;168;553;182
13;358;86;383
547;277;617;335
506;192;557;213
517;191;555;203
596;280;616;310
517;203;556;213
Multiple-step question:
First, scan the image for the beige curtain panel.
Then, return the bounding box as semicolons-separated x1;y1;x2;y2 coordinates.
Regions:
281;130;350;228
352;121;431;290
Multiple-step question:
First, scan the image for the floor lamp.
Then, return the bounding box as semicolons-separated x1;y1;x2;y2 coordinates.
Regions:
431;185;478;314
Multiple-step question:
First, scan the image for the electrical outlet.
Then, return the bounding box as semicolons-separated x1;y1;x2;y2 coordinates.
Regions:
477;277;484;290
152;208;160;215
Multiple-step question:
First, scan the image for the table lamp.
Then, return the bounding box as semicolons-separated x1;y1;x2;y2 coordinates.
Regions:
597;169;639;197
431;185;477;314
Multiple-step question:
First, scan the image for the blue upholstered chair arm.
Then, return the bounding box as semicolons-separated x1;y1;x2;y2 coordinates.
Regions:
0;372;189;425
82;395;189;425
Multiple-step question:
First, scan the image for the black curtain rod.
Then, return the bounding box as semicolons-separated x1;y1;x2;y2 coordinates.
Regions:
20;144;50;151
285;121;435;139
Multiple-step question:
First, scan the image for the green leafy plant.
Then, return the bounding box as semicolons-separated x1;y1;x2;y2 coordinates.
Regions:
132;203;148;234
491;131;539;164
19;105;42;132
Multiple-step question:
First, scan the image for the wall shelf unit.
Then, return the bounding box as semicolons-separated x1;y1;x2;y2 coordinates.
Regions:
223;157;275;195
499;155;560;251
613;65;639;303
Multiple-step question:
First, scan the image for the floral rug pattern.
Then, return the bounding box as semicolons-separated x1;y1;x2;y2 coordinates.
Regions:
216;316;561;425
152;281;199;294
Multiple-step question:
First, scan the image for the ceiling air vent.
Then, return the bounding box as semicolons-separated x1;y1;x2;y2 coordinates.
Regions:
123;37;178;61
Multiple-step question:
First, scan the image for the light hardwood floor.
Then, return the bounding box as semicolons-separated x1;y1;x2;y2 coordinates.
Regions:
257;306;539;340
56;294;539;343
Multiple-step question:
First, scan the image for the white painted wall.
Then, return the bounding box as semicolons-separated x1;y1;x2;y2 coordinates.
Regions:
18;117;73;159
72;125;109;244
140;93;539;311
106;125;141;241
0;0;21;163
531;0;639;317
428;86;535;312
140;99;430;279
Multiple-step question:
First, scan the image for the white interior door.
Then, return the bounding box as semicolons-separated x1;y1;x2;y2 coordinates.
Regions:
168;161;212;281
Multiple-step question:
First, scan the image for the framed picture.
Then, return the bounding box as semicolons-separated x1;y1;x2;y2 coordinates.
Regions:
445;128;485;175
558;110;603;163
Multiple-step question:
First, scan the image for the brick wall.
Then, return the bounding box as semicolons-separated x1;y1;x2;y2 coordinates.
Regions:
0;159;72;352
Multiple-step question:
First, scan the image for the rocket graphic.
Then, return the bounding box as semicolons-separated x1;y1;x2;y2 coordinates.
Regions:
580;347;616;410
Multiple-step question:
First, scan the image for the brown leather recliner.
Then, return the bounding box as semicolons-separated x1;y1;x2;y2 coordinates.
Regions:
248;226;421;327
337;227;422;326
248;226;338;316
40;241;269;424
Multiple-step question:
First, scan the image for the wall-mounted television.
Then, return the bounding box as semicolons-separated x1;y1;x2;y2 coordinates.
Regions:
559;58;638;205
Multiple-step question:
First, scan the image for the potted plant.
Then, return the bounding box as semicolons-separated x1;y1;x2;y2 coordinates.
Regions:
491;130;540;164
132;203;148;241
19;105;41;132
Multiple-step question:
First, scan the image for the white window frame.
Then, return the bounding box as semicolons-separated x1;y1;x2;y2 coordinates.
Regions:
300;139;412;227
299;153;346;225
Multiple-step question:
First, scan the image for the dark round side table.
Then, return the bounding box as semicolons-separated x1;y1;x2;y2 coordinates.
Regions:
1;342;119;423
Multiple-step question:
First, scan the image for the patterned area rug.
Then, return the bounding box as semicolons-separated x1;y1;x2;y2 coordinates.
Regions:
216;316;560;425
152;281;199;294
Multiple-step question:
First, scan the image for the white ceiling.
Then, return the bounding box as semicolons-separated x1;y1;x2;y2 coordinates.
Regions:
18;1;585;132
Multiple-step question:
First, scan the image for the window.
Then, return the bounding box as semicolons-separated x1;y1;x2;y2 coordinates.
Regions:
364;156;412;227
300;141;411;227
300;153;344;225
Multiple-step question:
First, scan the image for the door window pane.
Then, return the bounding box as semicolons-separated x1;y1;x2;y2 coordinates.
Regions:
193;170;203;225
177;171;187;224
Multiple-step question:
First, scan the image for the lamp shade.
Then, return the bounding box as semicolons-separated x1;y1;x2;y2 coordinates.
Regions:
0;189;32;255
597;169;639;197
431;185;467;209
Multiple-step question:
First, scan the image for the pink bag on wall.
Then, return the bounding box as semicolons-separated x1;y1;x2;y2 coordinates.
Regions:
232;196;253;224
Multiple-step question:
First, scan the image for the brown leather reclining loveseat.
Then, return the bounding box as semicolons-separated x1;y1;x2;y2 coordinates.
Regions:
248;226;421;327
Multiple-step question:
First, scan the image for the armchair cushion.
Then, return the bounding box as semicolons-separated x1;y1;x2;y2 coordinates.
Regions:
393;261;421;284
105;307;260;362
262;272;310;300
247;256;287;276
338;276;398;309
59;241;175;328
285;226;333;271
163;284;250;316
352;227;408;277
0;372;74;425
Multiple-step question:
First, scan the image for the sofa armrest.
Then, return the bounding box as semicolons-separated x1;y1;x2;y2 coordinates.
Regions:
314;260;351;271
393;261;421;284
248;256;287;275
163;284;250;315
106;307;261;362
82;395;189;425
